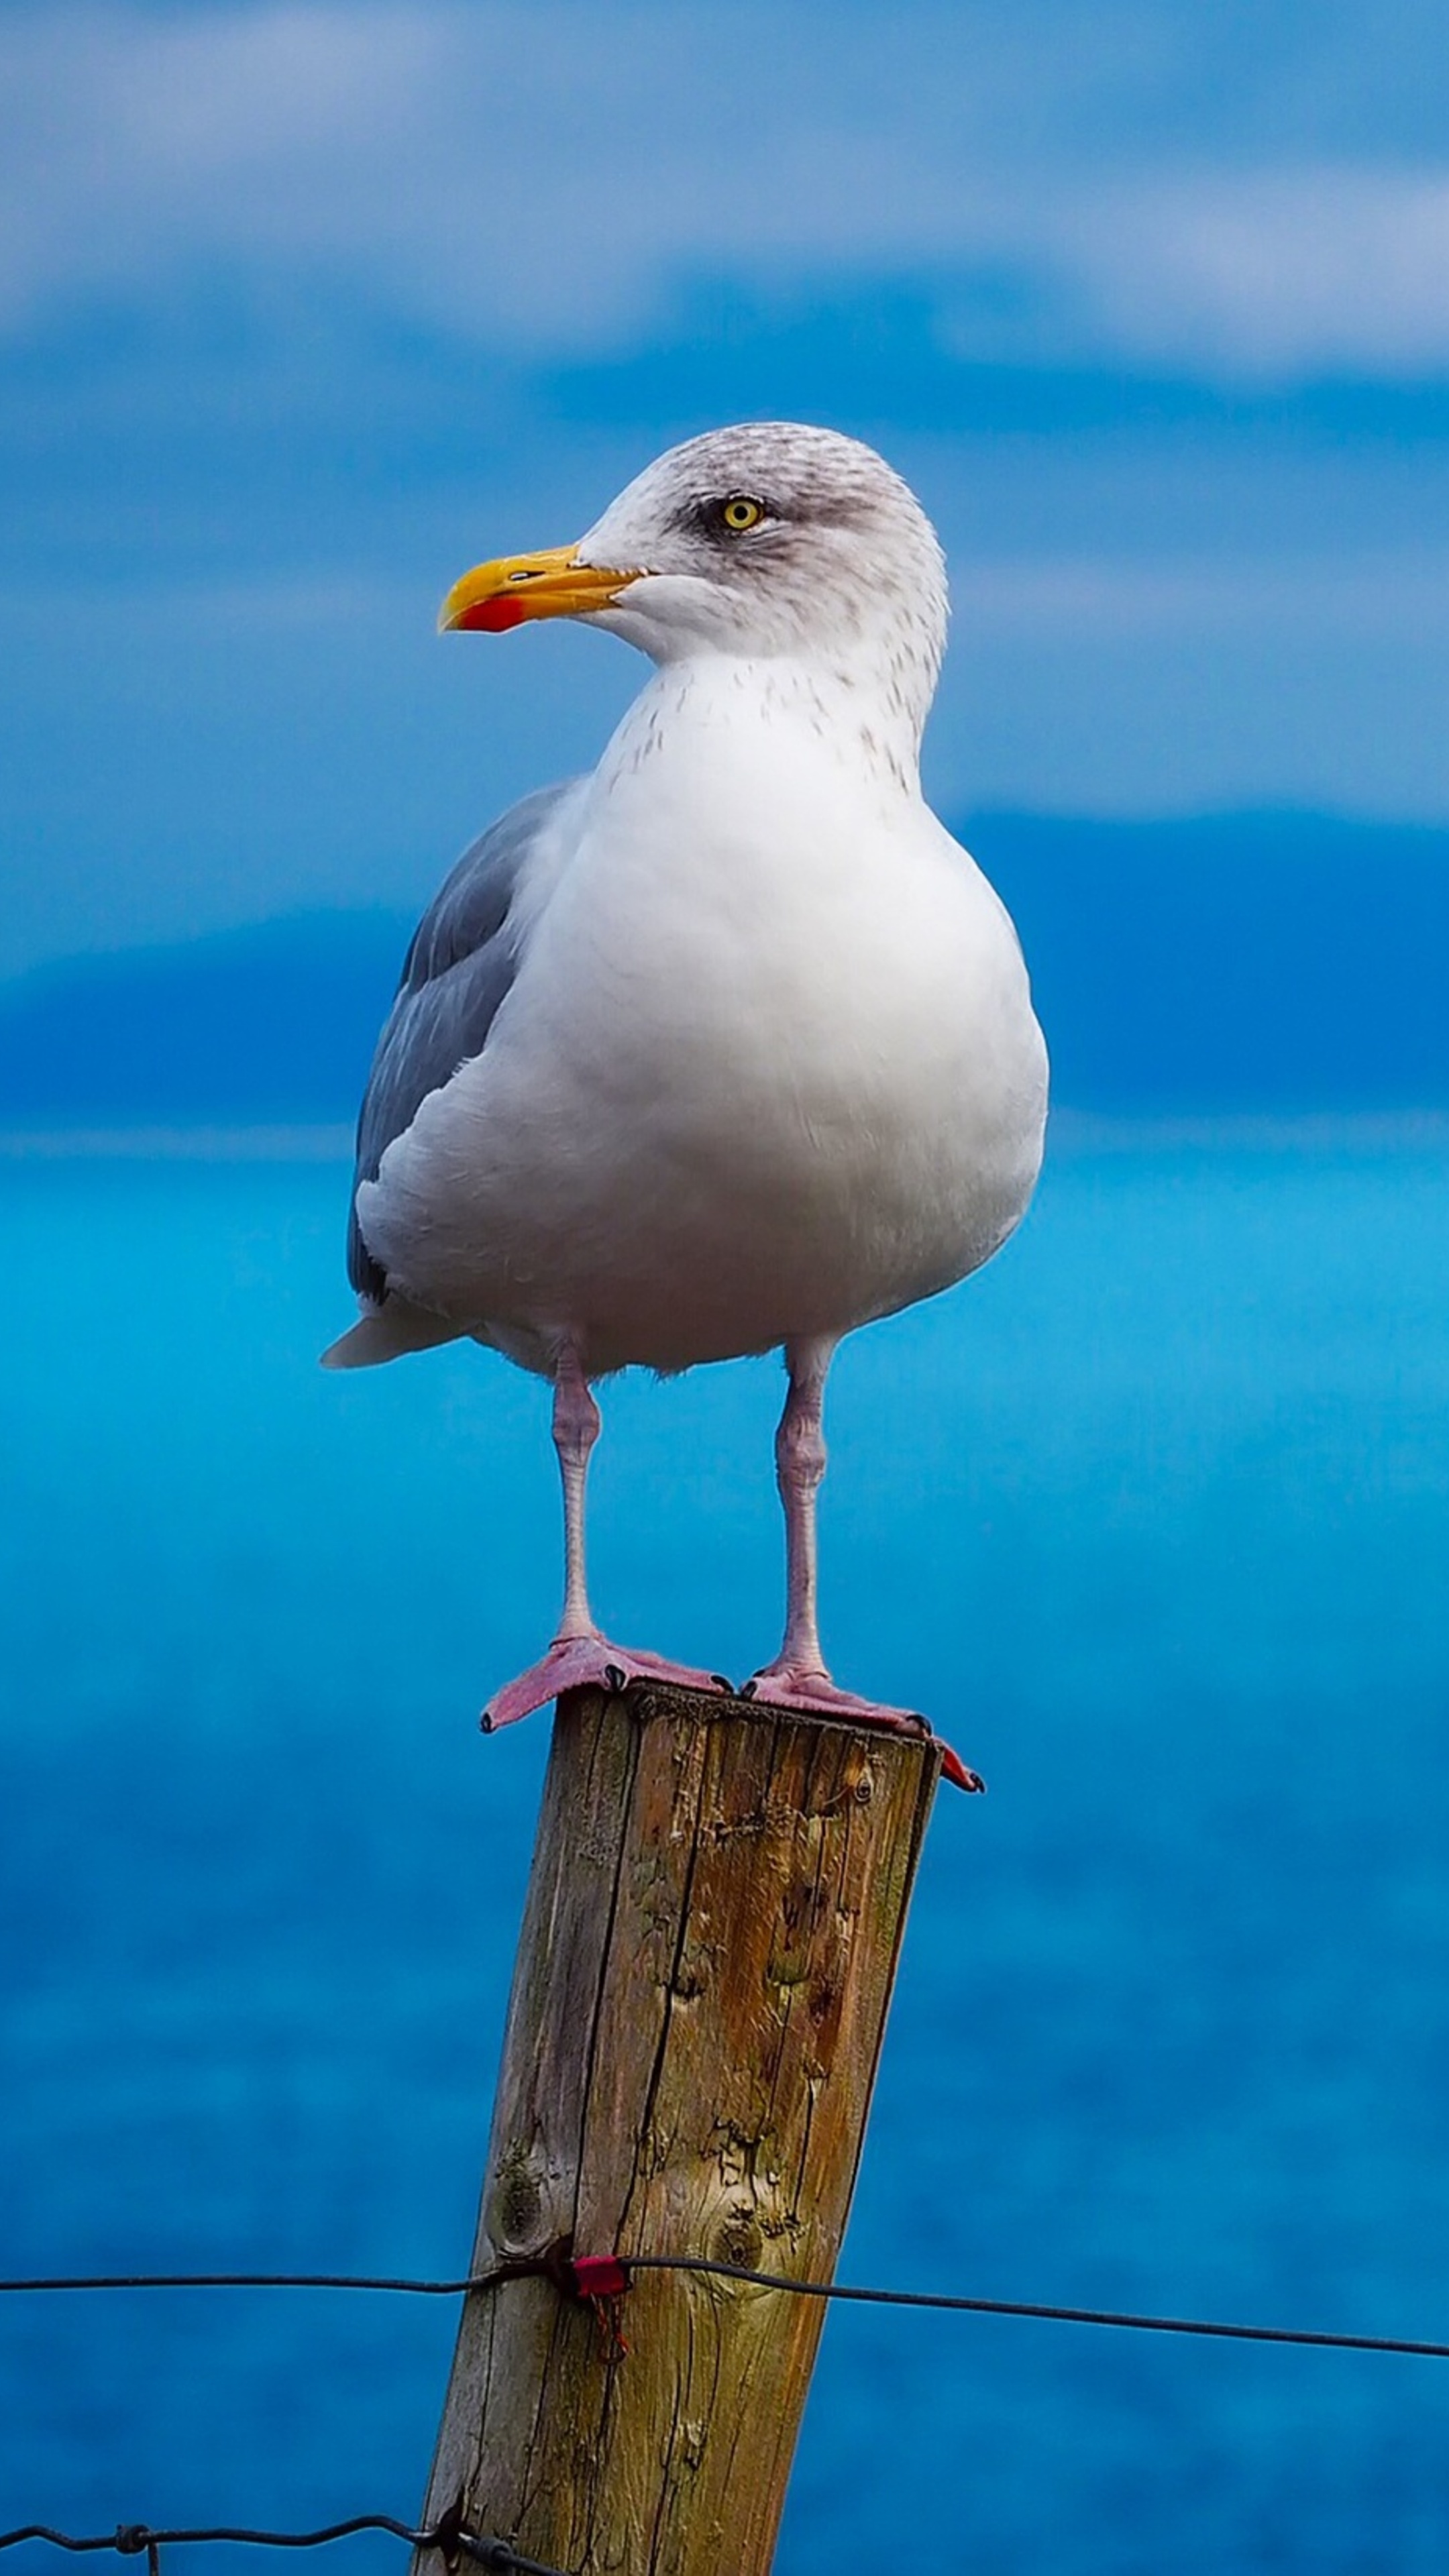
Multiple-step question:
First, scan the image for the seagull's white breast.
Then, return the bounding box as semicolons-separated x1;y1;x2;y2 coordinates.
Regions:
359;660;1047;1374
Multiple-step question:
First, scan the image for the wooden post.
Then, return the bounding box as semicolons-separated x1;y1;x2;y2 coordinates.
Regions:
416;1678;943;2576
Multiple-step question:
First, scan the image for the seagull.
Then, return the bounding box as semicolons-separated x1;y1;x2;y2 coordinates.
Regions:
324;423;1047;1772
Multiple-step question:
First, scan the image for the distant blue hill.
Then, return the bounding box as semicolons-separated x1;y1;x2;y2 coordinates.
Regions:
0;815;1445;1124
0;911;409;1128
976;810;1449;1114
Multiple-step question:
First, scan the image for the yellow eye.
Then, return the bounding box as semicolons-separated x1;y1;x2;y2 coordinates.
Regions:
721;494;765;532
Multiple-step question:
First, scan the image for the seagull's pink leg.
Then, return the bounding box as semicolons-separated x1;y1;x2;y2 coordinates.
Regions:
747;1337;981;1790
751;1334;835;1691
483;1342;722;1733
554;1338;604;1646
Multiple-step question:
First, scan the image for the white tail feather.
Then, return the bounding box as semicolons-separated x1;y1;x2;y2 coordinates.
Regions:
320;1299;464;1370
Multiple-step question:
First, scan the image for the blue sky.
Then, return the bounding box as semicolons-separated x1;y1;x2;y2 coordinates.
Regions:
3;0;1448;971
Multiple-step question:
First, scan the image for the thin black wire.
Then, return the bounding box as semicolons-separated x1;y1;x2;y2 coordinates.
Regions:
625;2256;1449;2360
2;2259;1448;2362
0;2277;480;2298
0;2520;565;2576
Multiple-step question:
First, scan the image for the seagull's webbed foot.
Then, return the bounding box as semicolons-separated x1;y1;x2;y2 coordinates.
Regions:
744;1662;983;1792
482;1635;725;1733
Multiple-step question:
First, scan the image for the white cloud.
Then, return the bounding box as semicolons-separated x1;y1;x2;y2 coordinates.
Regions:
956;546;1449;642
2;1;1449;380
1070;170;1449;372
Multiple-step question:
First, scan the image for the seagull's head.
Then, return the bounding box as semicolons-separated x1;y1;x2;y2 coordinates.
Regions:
439;423;948;724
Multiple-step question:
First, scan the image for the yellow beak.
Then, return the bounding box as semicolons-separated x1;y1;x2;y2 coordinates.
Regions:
437;543;642;634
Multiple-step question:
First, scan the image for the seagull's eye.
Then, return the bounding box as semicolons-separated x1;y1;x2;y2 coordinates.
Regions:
720;494;766;533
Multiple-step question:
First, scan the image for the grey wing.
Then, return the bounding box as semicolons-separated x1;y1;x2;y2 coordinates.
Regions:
347;780;577;1302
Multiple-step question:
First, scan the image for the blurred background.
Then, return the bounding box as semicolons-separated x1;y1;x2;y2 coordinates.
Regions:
3;4;1449;2569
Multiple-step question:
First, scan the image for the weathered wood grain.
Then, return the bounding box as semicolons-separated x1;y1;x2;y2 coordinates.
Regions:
415;1680;941;2576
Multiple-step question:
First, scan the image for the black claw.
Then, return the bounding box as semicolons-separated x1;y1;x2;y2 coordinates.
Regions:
480;1711;495;1733
603;1662;627;1692
709;1674;734;1693
739;1678;758;1699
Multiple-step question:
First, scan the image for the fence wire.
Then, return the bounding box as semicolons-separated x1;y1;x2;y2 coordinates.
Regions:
0;2519;566;2576
7;2243;1447;2576
3;2257;1448;2361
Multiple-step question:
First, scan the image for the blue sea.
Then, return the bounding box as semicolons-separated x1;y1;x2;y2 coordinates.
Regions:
4;1127;1449;2572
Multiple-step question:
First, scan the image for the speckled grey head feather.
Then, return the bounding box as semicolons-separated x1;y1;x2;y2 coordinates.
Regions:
579;421;949;709
655;421;923;527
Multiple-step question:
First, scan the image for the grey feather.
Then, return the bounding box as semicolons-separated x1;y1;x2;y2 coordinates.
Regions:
347;780;576;1301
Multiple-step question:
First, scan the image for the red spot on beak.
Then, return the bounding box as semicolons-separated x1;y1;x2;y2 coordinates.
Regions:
452;595;527;633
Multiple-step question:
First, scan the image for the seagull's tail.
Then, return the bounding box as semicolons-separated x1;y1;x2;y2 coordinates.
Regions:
321;1295;464;1370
